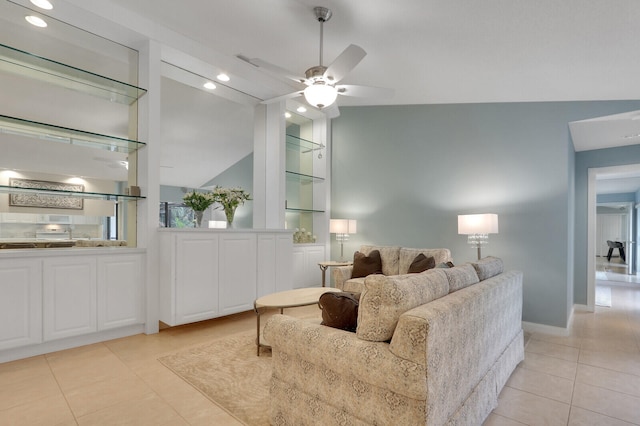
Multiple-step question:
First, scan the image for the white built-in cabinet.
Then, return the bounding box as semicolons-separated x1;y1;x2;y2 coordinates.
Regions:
0;259;42;350
292;244;325;288
0;251;144;354
159;230;292;326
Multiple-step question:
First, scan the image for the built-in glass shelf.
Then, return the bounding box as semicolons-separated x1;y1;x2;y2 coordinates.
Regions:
285;207;325;213
0;114;146;154
0;185;145;201
0;43;147;105
285;171;325;183
286;134;324;153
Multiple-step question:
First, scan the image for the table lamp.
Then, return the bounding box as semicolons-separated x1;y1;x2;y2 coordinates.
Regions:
458;214;499;260
330;219;357;261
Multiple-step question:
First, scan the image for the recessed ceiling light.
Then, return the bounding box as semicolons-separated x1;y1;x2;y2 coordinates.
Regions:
296;106;307;113
284;112;292;118
25;15;47;27
217;73;230;82
30;0;53;10
203;81;216;90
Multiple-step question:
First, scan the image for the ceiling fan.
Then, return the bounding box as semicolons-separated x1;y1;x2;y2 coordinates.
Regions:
239;6;393;117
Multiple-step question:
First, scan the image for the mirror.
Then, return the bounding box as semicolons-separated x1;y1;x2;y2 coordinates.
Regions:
159;62;258;228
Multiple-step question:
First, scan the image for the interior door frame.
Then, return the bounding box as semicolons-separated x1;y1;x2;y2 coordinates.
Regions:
587;164;640;311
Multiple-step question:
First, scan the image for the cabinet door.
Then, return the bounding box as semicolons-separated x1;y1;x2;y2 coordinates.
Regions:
292;245;325;288
275;234;293;292
291;246;306;289
97;254;143;330
219;233;256;315
43;257;97;341
0;259;42;350
175;234;219;324
304;246;325;287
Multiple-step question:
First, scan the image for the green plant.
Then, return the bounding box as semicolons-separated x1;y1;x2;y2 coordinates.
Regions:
211;186;252;211
182;190;214;211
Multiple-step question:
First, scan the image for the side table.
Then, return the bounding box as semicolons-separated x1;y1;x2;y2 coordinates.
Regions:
318;260;353;287
254;287;341;356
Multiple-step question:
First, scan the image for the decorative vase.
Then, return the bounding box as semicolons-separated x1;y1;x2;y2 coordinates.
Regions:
194;210;204;228
224;205;237;228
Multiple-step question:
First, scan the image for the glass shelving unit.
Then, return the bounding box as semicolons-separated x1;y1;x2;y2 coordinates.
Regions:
0;43;146;105
0;184;145;201
0;114;145;154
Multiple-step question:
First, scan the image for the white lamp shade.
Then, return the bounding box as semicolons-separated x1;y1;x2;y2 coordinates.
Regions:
458;214;499;235
304;83;338;108
330;219;357;234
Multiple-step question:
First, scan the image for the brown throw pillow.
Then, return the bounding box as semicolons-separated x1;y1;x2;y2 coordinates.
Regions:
319;292;361;332
351;250;383;278
408;253;436;273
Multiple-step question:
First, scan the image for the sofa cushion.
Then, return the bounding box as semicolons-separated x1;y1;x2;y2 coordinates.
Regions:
472;256;504;280
351;250;383;278
442;264;480;292
342;277;366;293
319;291;361;332
398;248;452;274
360;245;401;275
408;254;436;273
356;269;450;342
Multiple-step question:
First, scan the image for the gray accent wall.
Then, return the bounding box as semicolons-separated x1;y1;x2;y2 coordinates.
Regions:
331;101;640;328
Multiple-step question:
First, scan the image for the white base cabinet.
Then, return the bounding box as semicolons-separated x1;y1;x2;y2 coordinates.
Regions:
0;259;42;350
0;250;145;356
292;244;325;288
159;230;293;327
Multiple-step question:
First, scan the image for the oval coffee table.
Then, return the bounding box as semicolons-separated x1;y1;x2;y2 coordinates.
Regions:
254;287;341;356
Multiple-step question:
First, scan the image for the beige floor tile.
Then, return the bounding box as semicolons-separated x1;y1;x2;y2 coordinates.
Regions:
579;349;640;376
0;370;61;411
482;413;526;425
65;375;155;418
576;364;640;398
0;355;51;386
47;347;133;392
525;339;580;362
0;393;76;426
568;406;637;426
76;392;182;426
520;351;577;380
493;386;570;426
572;382;640;424
531;332;582;348
580;336;640;353
505;366;574;403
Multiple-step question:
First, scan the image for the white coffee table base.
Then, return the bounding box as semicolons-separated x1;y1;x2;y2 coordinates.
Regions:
253;287;341;356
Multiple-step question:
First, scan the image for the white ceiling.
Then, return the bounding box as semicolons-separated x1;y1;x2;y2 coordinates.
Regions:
6;0;640;190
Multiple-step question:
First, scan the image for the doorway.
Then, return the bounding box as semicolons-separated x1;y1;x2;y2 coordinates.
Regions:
587;165;640;310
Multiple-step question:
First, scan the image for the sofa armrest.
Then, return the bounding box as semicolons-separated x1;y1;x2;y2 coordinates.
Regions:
332;266;353;289
263;314;426;400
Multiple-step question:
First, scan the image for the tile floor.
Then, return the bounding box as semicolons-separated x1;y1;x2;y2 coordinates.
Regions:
1;281;639;426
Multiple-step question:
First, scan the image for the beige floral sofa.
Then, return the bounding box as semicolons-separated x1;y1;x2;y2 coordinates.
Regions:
333;245;453;293
264;257;524;425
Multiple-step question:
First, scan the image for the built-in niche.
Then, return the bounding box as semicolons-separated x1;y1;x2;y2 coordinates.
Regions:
159;62;258;228
0;0;142;244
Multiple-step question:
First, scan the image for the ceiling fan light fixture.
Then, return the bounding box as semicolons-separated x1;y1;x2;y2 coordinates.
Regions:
304;83;337;109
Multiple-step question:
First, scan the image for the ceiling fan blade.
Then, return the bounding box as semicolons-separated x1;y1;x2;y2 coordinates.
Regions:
261;91;304;104
336;84;394;99
323;103;340;119
323;44;366;83
237;55;306;87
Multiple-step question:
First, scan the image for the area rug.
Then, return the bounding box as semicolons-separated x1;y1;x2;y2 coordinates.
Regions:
595;286;612;307
158;333;271;426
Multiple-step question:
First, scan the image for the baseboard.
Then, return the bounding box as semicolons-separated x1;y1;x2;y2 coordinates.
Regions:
0;324;145;363
573;303;592;312
522;321;569;337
